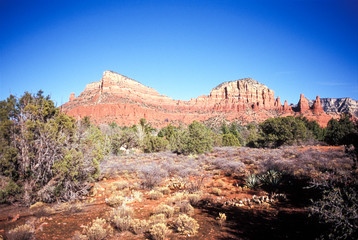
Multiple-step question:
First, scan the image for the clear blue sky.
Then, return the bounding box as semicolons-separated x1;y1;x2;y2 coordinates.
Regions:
1;0;357;106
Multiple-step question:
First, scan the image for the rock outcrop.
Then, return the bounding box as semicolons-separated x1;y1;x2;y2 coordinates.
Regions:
319;98;358;118
312;96;324;114
297;94;310;113
61;71;337;127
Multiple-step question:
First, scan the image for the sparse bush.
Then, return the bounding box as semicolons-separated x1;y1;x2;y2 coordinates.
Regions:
72;231;87;240
130;219;149;234
110;206;134;218
170;192;187;203
112;181;129;190
188;193;202;206
58;202;83;213
140;164;168;189
83;218;112;240
186;175;209;193
149;214;166;226
215;179;225;187
149;190;163;200
105;195;124;207
30;202;55;217
7;223;35;240
132;191;143;202
310;183;358;240
158;187;170;195
178;200;194;215
149;223;169;240
174;214;199;235
210;158;246;176
112;216;133;232
155;204;174;218
211;187;222;196
216;212;227;227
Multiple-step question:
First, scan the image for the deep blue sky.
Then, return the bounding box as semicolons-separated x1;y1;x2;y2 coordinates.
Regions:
1;0;357;106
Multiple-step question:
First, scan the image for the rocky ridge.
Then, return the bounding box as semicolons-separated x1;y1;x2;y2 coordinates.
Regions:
61;71;334;127
308;97;358;118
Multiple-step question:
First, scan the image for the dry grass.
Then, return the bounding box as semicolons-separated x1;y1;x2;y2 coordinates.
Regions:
6;146;351;240
7;224;35;240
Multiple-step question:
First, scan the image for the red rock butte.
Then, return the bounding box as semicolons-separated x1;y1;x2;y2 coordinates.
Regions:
61;71;333;127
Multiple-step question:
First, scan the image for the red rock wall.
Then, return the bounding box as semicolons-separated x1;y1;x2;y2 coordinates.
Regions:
61;71;333;127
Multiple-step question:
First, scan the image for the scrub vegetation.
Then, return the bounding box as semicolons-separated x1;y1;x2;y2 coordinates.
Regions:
1;91;357;240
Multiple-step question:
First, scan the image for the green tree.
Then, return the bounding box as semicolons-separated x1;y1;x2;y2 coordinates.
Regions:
141;135;169;153
298;116;326;141
0;91;105;204
220;122;230;135
222;133;241;146
258;116;308;147
169;128;190;154
325;114;354;146
158;124;175;139
170;121;213;154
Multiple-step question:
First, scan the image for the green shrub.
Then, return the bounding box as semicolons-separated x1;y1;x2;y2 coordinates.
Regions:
325;114;356;146
174;214;199;235
298;116;326;141
141;135;169;153
170;121;213;155
0;178;21;204
157;124;175;139
169;128;190;154
0;91;108;204
222;133;241;146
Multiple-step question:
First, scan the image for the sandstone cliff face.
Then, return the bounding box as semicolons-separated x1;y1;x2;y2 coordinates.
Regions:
61;71;335;127
297;94;310;113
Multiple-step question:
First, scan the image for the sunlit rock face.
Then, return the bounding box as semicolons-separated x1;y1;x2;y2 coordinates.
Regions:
61;71;336;127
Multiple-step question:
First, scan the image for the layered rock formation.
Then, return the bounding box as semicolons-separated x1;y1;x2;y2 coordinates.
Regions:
319;98;358;118
61;71;334;127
